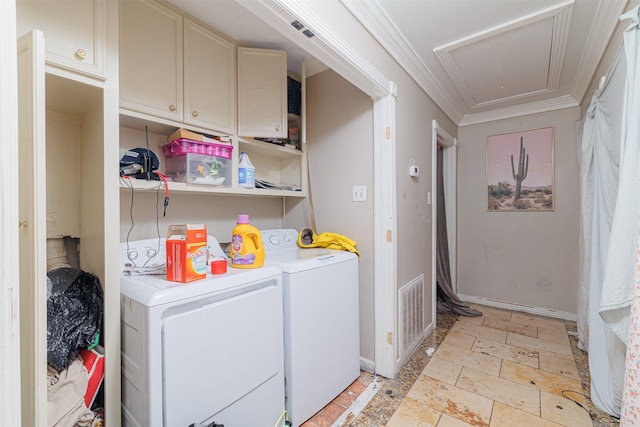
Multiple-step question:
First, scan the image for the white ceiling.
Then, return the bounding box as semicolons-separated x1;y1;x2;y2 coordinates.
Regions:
169;0;629;126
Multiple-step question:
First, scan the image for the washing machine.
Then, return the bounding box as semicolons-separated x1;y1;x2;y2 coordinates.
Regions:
261;229;360;427
120;235;285;427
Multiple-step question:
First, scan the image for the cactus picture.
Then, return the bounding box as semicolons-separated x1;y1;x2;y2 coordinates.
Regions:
487;127;554;211
511;137;529;200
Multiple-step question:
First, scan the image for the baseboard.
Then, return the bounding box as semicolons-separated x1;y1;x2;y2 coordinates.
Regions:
394;321;435;375
360;356;375;374
457;294;577;321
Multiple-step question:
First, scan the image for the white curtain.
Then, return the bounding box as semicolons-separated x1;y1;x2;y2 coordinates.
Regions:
578;5;640;417
601;5;640;345
617;7;640;424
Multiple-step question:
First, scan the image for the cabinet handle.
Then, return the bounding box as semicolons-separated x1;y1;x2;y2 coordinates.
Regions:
275;124;281;132
169;105;176;112
191;110;199;117
75;49;87;60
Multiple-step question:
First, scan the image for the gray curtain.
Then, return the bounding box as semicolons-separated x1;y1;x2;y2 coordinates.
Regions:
436;147;481;317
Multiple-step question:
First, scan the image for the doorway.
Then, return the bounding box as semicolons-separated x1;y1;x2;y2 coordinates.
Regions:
431;120;457;325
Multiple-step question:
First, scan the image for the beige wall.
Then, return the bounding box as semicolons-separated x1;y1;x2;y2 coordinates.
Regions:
303;1;457;364
306;69;375;362
456;1;640;318
457;108;580;315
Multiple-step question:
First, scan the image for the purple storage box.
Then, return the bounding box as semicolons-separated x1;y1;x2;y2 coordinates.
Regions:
163;138;233;159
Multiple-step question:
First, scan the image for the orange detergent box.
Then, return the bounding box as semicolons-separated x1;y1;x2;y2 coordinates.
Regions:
166;224;208;283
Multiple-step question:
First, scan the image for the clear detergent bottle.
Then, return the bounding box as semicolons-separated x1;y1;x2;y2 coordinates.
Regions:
230;214;265;268
238;151;255;188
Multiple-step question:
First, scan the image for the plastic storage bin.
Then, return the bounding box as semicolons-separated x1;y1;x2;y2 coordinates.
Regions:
165;153;231;186
164;138;233;159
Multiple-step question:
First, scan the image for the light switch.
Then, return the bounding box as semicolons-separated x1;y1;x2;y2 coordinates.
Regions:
353;185;367;202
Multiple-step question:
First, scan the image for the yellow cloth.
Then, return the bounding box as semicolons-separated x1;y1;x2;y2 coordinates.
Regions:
297;227;360;256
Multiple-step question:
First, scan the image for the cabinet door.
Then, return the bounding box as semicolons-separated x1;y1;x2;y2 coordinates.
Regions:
184;19;235;135
238;47;287;138
17;30;48;427
119;0;183;122
16;0;106;79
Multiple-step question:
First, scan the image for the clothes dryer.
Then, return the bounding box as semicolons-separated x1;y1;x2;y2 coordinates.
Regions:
120;236;285;427
261;229;360;427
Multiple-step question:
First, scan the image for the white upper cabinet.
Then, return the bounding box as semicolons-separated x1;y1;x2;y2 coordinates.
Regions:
183;19;235;135
238;47;287;138
16;0;107;79
119;0;183;123
119;0;236;136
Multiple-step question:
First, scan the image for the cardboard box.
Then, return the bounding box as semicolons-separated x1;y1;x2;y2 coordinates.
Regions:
166;128;230;144
166;224;208;283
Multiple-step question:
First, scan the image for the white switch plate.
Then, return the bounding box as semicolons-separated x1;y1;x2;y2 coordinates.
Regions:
353;185;367;202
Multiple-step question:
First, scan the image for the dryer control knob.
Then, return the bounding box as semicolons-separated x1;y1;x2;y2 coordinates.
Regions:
269;235;279;245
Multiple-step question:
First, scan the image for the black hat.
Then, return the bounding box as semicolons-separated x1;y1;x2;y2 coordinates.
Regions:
120;148;159;170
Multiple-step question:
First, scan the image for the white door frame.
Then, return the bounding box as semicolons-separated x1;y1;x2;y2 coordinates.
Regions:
241;0;399;377
373;94;397;377
17;29;48;427
1;0;23;425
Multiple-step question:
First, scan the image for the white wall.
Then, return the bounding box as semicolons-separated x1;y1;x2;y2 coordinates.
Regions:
305;69;375;362
457;108;580;316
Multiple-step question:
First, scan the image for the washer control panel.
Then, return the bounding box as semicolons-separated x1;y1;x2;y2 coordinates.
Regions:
261;229;298;252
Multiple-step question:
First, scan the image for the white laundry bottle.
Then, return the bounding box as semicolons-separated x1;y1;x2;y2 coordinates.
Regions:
238;151;255;188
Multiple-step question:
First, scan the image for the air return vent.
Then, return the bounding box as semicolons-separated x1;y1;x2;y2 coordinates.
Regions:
399;274;425;361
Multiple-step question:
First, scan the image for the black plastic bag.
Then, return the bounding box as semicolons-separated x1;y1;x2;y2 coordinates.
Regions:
47;267;104;371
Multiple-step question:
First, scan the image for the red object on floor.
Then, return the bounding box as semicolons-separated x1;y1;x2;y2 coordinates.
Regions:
80;345;104;408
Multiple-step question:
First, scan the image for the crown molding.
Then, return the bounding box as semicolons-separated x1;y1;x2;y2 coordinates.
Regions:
340;0;464;123
459;94;579;126
341;0;628;127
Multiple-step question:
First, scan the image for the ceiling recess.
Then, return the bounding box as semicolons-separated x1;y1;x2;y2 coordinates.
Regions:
433;2;573;110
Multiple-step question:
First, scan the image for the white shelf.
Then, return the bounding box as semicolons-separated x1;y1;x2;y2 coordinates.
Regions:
119;177;305;198
119;110;231;139
238;137;303;159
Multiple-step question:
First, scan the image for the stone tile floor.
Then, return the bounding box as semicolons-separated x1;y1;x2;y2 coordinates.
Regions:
301;303;620;427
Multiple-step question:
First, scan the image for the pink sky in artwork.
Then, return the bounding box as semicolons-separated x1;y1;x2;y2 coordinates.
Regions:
487;127;553;187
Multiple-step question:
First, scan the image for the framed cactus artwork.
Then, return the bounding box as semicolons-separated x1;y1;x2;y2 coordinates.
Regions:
486;127;554;211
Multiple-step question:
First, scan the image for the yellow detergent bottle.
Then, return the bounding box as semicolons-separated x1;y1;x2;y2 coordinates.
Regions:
230;214;265;268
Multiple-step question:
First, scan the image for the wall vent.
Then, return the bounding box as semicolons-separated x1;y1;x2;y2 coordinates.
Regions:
399;274;425;361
